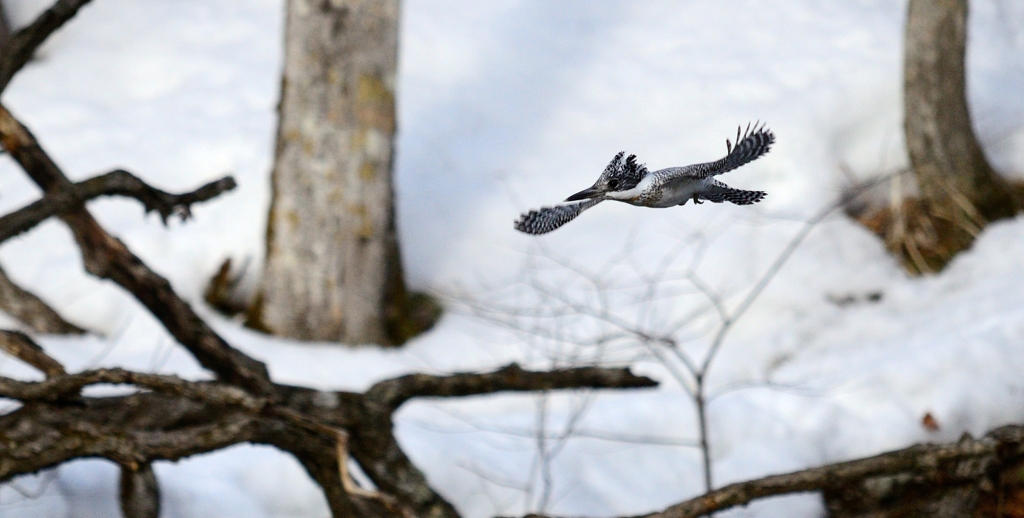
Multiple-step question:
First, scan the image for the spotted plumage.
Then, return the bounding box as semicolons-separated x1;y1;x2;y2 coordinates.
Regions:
514;123;774;235
514;198;603;235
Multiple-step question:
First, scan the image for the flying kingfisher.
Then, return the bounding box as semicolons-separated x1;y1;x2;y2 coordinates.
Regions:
514;123;774;235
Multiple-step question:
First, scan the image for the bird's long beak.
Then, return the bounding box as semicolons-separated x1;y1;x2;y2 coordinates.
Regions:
565;186;601;202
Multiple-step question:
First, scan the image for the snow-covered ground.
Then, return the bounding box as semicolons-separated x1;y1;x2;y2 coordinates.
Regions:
2;0;1024;517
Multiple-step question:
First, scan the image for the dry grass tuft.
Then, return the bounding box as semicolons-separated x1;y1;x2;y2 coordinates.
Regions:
847;177;1024;275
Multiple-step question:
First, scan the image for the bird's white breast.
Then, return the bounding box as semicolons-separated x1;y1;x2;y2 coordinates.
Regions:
605;175;655;203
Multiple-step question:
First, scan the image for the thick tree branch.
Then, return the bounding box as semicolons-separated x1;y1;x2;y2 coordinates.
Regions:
0;360;658;518
0;103;272;394
267;387;451;517
0;170;237;245
0;396;259;481
0;329;65;376
361;362;660;515
365;363;658;411
0;367;265;410
293;363;655;518
511;425;1024;518
258;422;388;518
0;0;94;95
291;382;461;518
347;421;461;518
0;391;388;518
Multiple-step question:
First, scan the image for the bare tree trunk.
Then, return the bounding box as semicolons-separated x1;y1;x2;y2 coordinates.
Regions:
901;0;1020;271
253;0;408;345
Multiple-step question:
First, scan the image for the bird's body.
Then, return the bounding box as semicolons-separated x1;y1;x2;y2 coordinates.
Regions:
514;123;774;235
605;167;749;208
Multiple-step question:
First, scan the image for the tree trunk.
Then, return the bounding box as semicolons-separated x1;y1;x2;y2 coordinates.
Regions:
254;0;407;344
901;0;1020;271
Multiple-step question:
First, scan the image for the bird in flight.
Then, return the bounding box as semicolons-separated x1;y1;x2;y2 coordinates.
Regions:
514;123;775;235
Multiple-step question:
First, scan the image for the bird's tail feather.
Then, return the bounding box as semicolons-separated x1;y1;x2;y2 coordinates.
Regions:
514;199;603;234
700;188;766;205
702;122;775;178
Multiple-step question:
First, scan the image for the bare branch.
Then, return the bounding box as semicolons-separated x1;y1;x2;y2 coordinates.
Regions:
0;103;272;394
345;365;613;517
76;169;238;223
0;384;397;518
646;429;1022;518
0;396;258;481
346;420;463;518
336;430;418;518
365;363;658;411
518;425;1024;518
0;0;95;95
0;170;237;245
0;329;65;376
0;367;265;409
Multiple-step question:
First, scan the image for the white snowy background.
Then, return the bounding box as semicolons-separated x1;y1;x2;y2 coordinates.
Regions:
2;0;1024;517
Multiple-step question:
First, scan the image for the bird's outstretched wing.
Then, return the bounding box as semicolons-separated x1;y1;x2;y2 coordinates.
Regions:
689;122;775;179
514;199;603;235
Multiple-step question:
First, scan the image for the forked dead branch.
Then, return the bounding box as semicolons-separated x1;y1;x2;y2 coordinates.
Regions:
1;3;1023;518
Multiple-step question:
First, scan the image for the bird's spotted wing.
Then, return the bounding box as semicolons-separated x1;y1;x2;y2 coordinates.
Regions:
690;123;775;179
514;199;603;235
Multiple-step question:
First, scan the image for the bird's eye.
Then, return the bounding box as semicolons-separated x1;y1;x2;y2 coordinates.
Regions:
608;179;619;190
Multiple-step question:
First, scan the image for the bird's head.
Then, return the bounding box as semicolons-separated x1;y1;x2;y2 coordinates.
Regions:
566;151;646;201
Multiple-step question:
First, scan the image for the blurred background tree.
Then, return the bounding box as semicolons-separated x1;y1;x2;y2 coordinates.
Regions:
859;0;1023;274
249;0;437;345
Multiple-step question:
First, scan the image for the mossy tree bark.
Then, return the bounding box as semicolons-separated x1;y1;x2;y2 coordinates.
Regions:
255;0;409;345
901;0;1020;272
